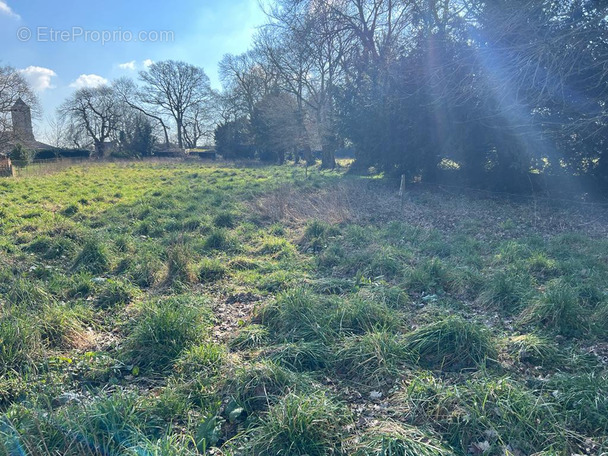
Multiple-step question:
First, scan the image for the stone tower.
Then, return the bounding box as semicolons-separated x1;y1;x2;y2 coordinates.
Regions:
11;98;35;142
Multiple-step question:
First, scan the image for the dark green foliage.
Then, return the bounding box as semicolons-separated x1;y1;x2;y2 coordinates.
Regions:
9;144;33;165
404;317;496;371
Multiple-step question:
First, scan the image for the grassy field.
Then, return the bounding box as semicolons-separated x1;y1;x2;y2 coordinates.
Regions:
0;162;607;455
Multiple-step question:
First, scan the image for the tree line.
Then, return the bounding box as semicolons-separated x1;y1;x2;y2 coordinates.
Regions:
217;0;608;194
1;0;607;194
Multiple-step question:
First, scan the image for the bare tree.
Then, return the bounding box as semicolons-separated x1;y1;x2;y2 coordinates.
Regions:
139;60;212;149
219;51;276;119
113;77;171;146
59;85;121;158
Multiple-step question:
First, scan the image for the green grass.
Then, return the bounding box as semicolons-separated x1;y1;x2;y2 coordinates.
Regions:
0;161;607;454
251;392;350;456
404;316;497;371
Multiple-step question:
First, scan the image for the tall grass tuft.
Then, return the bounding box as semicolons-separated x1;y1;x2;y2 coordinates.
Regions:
404;316;496;371
335;330;411;384
519;280;588;337
123;295;211;371
72;238;110;274
351;420;451;456
251;392;350;456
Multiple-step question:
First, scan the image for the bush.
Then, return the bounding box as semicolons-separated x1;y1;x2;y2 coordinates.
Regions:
123;296;211;371
251;392;350;456
9;144;33;165
404;316;496;371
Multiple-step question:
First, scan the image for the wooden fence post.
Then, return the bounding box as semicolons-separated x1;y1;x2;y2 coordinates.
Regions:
399;174;406;208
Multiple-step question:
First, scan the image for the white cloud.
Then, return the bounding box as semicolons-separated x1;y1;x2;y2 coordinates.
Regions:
69;74;109;89
0;1;19;19
19;66;57;92
118;60;136;71
142;59;154;68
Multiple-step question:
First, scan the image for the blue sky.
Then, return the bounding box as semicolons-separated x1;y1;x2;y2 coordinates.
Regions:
0;0;266;135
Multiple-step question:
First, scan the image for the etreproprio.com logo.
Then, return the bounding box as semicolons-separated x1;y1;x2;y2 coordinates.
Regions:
17;27;175;45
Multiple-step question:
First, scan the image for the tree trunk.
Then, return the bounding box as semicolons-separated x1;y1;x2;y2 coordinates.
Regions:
321;148;336;169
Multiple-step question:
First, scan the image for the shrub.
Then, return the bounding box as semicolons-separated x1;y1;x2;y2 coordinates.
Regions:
251;392;350;456
404;316;496;371
9;144;33;165
123;296;211;371
72;239;110;274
